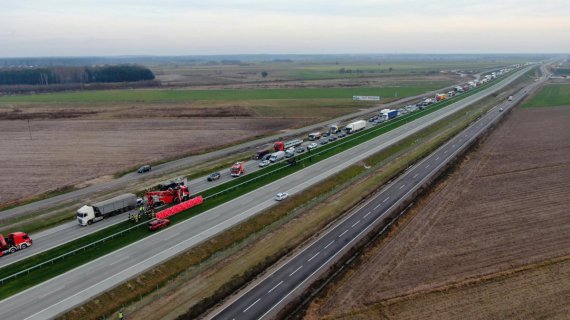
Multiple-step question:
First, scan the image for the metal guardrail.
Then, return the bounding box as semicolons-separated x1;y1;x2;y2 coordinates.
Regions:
0;68;524;287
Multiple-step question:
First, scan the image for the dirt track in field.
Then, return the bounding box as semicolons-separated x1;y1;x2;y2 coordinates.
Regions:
303;106;570;319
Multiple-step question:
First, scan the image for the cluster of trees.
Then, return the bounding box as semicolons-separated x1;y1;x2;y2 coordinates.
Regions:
0;65;155;86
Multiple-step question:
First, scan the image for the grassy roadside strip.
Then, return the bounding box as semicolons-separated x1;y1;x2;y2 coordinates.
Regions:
0;69;523;299
60;86;513;320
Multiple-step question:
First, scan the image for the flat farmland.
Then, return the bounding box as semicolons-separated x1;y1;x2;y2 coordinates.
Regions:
523;83;570;108
304;106;570;319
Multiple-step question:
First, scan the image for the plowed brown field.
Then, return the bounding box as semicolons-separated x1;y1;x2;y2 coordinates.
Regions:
304;106;570;319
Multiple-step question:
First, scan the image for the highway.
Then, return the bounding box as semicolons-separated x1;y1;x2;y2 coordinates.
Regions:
0;69;510;269
0;80;460;222
208;69;547;320
0;66;533;320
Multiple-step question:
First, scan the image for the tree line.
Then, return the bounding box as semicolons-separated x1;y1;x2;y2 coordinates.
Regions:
0;65;155;85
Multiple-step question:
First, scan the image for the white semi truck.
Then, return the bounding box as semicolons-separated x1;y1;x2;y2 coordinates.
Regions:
269;151;286;163
344;120;366;134
77;193;137;226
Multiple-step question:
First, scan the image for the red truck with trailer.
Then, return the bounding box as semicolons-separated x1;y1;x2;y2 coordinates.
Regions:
274;139;303;152
0;232;32;257
144;185;190;207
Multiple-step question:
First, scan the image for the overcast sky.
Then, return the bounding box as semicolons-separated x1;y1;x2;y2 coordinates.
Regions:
1;0;569;57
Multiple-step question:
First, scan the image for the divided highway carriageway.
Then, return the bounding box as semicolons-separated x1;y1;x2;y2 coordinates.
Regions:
0;66;534;320
208;80;541;319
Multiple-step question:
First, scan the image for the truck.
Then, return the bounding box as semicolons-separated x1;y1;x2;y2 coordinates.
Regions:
230;162;245;177
508;95;513;101
380;109;398;121
274;139;303;151
308;132;322;140
144;185;190;207
0;232;32;257
344;120;366;134
435;93;447;101
77;193;137;226
253;149;271;160
269;151;285;162
329;124;341;134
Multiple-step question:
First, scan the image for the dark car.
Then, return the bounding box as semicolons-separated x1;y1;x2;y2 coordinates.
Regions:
148;219;170;231
337;132;346;138
138;165;151;173
320;139;329;145
207;172;221;182
328;136;337;142
296;147;306;153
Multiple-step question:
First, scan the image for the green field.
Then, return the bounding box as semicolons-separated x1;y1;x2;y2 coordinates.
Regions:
523;84;570;108
0;72;509;299
0;85;445;105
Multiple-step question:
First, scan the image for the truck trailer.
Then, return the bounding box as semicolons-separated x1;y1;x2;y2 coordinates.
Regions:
380;109;398;121
344;120;366;134
77;193;137;226
274;139;303;152
308;132;322;140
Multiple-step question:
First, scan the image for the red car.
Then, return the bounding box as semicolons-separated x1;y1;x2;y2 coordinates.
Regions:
148;219;170;231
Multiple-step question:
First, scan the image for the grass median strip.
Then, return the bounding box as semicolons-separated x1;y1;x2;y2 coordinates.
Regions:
0;70;520;300
62;77;515;320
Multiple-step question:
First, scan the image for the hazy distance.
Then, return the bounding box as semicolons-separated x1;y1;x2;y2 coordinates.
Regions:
1;0;569;57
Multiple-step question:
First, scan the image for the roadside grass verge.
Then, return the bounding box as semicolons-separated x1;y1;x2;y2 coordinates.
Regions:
522;83;570;108
0;71;520;300
61;78;510;320
0;85;442;104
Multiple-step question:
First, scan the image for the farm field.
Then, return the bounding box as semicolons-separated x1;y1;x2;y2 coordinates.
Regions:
303;105;570;319
522;83;570;108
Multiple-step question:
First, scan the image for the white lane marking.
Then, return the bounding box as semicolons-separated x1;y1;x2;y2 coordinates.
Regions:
383;197;390;203
268;281;283;294
339;230;348;237
452;144;456;148
399;184;405;190
413;173;418;178
444;150;447;154
351;220;360;228
425;164;430;168
243;298;261;313
364;212;371;218
373;203;382;210
289;265;303;277
324;240;335;249
308;252;320;262
435;157;439;161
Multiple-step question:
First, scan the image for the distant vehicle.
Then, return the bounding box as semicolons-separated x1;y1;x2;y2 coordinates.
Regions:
337;132;346;138
262;153;272;161
368;117;377;122
308;132;322;141
77;193;137;226
285;150;295;158
320;139;329;145
0;232;32;257
137;198;144;206
138;165;151;173
275;192;288;201
259;160;270;167
344;120;366;134
508;96;513;101
148;219;170;231
329;124;341;134
269;151;286;162
499;108;504;112
230;162;245;177
274;139;304;152
296;147;306;153
207;172;221;181
158;177;187;191
307;143;318;150
253;149;271;160
380;109;398;121
328;136;337;142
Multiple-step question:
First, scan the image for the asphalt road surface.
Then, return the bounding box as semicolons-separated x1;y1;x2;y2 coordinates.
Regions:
0;67;533;320
0;67;521;269
208;70;547;320
0;80;462;222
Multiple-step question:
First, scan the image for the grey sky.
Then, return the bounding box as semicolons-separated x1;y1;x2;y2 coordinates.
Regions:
1;0;568;57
